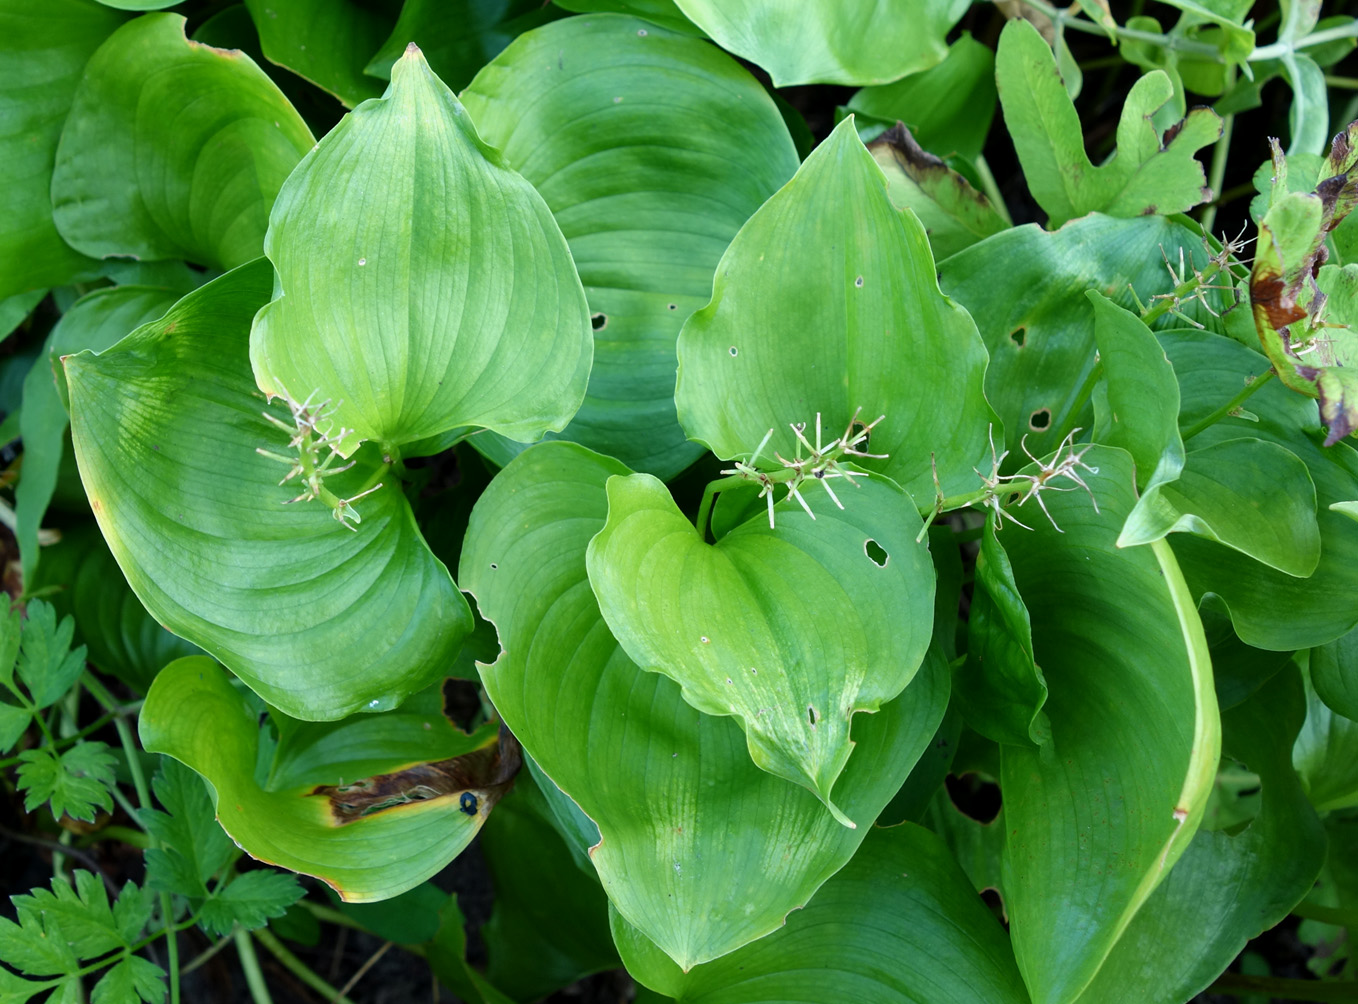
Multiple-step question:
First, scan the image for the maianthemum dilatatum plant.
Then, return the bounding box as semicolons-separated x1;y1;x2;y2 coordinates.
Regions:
5;1;1358;1002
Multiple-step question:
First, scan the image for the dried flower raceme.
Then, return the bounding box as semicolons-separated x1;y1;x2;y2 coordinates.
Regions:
255;388;382;530
720;408;888;528
973;426;1100;533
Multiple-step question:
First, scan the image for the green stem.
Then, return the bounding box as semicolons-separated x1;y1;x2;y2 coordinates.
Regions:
1207;972;1358;1002
0;706;139;770
1326;75;1358;89
1140;259;1227;326
1254;22;1358;60
235;929;273;1004
1021;0;1221;55
251;927;354;1004
85;672;180;1004
81;824;150;850
180;933;233;976
1180;370;1276;441
1199;64;1237;236
973;155;1012;225
1292;900;1358;928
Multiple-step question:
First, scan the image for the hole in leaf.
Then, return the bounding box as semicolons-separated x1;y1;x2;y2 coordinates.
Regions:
729;346;738;357
667;303;678;311
865;539;888;566
1010;327;1026;348
442;678;481;733
807;705;818;726
854;275;864;288
488;563;497;570
591;313;608;330
1029;408;1051;430
980;888;1008;928
945;772;1001;823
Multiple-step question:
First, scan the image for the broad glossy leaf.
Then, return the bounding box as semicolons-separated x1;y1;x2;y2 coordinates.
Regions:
1282;51;1328;155
959;519;1047;748
32;524;201;695
1119;437;1321;576
51;14;314;271
460;442;949;968
251;45;591;454
587;473;933;826
1313;625;1358;720
616;823;1028;1004
364;0;553;92
1076;665;1323;1003
939;214;1240;464
676;118;998;502
552;0;698;34
1200;601;1293;711
848;34;997;161
998;448;1219;1004
66;260;471;720
670;0;966;86
0;0;122;299
0;290;46;341
1162;330;1358;649
1295;654;1358;811
243;0;392;108
868;124;1009;262
17;286;179;587
995;19;1220;227
481;778;619;1001
140;657;503;901
461;15;798;479
1088;291;1183;489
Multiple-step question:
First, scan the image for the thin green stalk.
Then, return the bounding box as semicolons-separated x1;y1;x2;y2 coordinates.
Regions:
180;934;234;976
0;705;139;771
1292;900;1358;928
1208;972;1358;1002
1021;0;1221;55
251;927;354;1004
1254;22;1358;60
1180;370;1276;441
973;155;1012;225
234;929;273;1004
1326;75;1358;89
84;672;180;1004
79;824;150;850
1048;359;1104;448
1199;64;1237;236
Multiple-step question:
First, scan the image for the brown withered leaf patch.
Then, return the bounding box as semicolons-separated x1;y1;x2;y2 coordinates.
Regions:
312;725;522;824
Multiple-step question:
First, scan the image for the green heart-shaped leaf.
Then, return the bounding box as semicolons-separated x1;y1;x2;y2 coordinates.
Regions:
461;14;799;478
18;285;180;586
939;215;1241;464
140;657;505;901
997;447;1219;1004
51;14;314;270
671;0;965;86
460;442;948;968
66;260;471;720
586;472;933;826
1161;330;1358;649
250;44;592;453
675;117;998;502
615;822;1028;1003
1119;437;1321;576
0;0;124;299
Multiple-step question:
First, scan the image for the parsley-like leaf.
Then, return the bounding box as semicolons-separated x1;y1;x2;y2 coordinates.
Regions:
0;603;21;694
15;872;124;959
15;601;87;711
89;956;165;1004
0;701;31;755
196;872;304;937
16;743;117;823
139;759;234;897
0;965;46;1004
